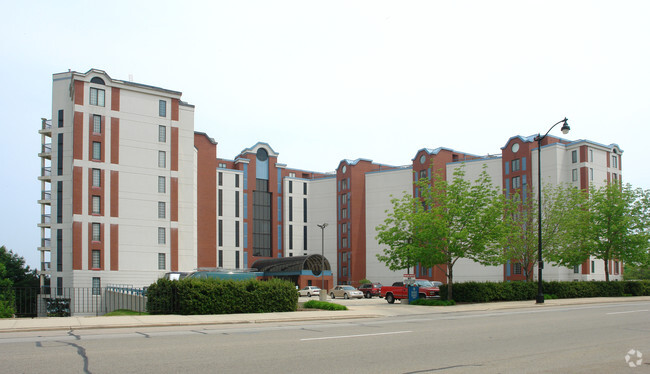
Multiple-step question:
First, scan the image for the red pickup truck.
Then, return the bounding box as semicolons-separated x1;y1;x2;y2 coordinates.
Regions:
380;279;441;304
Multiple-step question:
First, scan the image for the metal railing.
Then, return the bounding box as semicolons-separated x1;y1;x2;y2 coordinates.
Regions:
4;287;148;317
41;238;51;247
41;143;52;153
41;118;52;130
41;167;51;177
41;262;51;272
41;190;51;200
41;214;51;224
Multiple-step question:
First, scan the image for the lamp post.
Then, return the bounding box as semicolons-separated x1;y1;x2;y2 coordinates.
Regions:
317;223;328;292
534;118;570;304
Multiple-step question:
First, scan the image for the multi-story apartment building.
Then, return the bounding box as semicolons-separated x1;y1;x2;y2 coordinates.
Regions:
39;69;196;291
39;69;623;292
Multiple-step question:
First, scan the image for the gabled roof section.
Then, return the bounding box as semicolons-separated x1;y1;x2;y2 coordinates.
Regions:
194;131;217;145
565;139;624;153
412;147;481;161
238;142;280;158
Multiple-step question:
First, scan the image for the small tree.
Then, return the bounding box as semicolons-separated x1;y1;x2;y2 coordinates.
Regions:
0;263;16;318
376;165;508;300
582;183;650;281
0;246;39;289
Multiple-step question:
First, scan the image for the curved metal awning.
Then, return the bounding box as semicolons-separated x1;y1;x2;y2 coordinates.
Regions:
251;254;331;276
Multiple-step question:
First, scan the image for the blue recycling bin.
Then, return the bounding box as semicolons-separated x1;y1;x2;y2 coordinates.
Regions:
408;285;419;303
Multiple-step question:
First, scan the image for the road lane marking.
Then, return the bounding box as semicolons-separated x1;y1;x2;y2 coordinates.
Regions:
300;330;412;341
606;310;648;315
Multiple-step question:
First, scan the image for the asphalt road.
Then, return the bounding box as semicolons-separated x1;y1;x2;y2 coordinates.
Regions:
1;301;648;373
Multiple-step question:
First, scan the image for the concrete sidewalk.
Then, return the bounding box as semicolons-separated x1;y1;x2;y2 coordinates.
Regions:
1;296;648;333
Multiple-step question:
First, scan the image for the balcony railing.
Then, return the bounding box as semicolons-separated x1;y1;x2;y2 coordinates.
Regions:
42;143;52;153
41;238;51;247
42;190;51;200
41;262;51;271
41;167;51;177
41;118;52;130
41;214;51;224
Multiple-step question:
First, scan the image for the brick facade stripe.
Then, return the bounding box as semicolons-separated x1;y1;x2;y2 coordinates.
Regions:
73;221;82;270
88;168;105;217
171;177;178;222
195;133;217;268
110;171;119;217
580;167;589;190
88;115;105;162
73;112;84;160
579;145;588;163
111;118;119;164
110;224;119;271
171;127;179;171
74;80;84;105
73;166;83;215
111;87;120;111
171;98;179;121
171;227;179;271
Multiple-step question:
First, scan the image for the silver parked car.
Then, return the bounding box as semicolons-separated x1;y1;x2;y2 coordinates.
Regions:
329;285;363;299
298;286;321;297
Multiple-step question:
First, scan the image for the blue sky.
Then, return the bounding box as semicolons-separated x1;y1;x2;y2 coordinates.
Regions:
1;0;649;269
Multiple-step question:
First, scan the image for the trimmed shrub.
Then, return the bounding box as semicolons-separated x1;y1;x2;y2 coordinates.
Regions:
302;300;348;310
439;280;650;304
146;278;298;315
409;299;456;306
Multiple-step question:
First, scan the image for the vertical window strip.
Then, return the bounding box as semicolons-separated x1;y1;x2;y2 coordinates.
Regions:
243;193;248;219
158;227;166;244
158;201;166;218
235;221;240;247
277;169;282;192
158;253;166;270
159;125;166;142
158;151;166;168
277;225;282;250
277;196;282;221
159;100;166;117
243;222;248;249
93;115;101;133
158;176;166;193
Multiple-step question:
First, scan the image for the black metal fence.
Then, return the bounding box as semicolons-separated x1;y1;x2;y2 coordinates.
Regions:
2;287;147;317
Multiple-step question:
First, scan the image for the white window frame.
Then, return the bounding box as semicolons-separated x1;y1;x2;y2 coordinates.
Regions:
158;253;166;270
159;100;166;117
92;277;101;295
158;176;166;193
92;196;101;214
158;201;166;219
159;125;166;142
92;222;101;241
92;142;101;160
572;169;578;182
92;169;101;187
90;88;105;107
93;115;101;134
158;151;166;168
158;227;166;244
92;250;100;268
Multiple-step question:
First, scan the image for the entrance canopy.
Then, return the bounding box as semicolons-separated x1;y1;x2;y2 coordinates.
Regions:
251;254;331;276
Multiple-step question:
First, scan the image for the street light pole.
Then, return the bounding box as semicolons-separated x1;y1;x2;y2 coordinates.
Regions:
317;223;328;291
534;118;570;304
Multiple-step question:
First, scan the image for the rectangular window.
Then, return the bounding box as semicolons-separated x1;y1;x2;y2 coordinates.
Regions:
289;225;293;250
57;229;63;271
303;226;308;251
289;172;295;177
341;179;348;190
235;191;240;217
159;100;166;117
289;181;293;193
614;261;619;274
235;174;240;188
218;172;223;186
342;208;348;219
158;201;166;219
92;277;101;295
419;170;427;180
92;169;101;187
342;237;348;248
92;223;100;241
158;151;166;168
158;253;166;270
342;223;348;234
513;262;522;275
303;198;307;223
613;173;618;181
572;150;578;163
235;251;240;269
341;193;347;205
218;190;223;216
90;88;105;107
512;176;521;189
57;134;64;175
159;125;166;142
92;250;100;268
235;221;240;247
612;155;618;168
56;277;63;296
158;176;166;193
92;141;101;160
591;260;595;273
252;179;272;257
218;162;227;168
93;115;101;134
303;183;307;195
58;109;64;128
589;149;593;162
589;168;594;181
92;196;100;214
573;265;580;274
158;227;166;244
512;159;520;172
218;250;223;267
572;169;578;182
218;220;223;246
289;197;293;221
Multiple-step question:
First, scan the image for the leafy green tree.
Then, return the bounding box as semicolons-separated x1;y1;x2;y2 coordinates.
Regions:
0;246;39;289
376;165;508;300
506;184;592;281
581;183;650;281
0;263;16;318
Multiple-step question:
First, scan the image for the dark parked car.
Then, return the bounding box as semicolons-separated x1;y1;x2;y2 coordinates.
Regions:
358;283;382;298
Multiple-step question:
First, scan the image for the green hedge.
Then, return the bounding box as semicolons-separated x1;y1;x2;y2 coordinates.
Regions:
302;300;348;310
146;278;298;315
439;280;650;303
